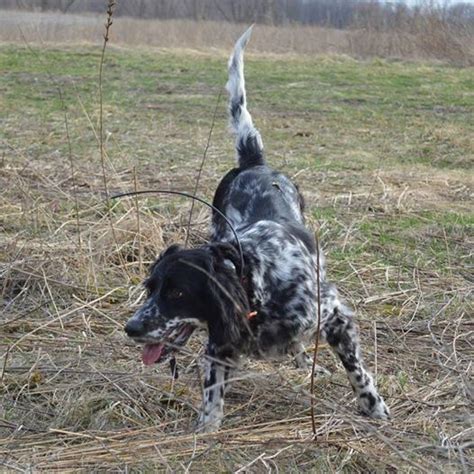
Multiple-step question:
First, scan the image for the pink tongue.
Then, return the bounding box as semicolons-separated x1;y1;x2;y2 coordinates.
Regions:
142;343;164;366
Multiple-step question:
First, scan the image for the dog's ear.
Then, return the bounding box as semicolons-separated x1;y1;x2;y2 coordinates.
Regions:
209;243;242;275
207;251;249;350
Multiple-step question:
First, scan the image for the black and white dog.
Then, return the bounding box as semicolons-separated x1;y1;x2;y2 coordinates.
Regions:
125;27;389;432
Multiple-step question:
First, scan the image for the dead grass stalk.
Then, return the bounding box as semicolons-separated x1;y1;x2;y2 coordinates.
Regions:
1;10;472;65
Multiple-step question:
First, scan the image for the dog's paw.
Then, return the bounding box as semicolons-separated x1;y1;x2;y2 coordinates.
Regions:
358;392;390;420
298;364;332;378
196;420;221;433
294;359;332;377
312;364;332;377
196;413;222;433
293;351;331;376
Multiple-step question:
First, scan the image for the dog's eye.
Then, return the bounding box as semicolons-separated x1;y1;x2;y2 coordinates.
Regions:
167;288;184;300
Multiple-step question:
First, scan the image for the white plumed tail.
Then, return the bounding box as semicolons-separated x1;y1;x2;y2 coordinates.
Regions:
226;25;265;169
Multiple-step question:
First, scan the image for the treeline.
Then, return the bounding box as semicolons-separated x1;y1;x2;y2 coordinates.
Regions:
3;0;474;29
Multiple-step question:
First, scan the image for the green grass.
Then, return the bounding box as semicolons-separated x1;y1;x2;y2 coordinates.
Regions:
1;45;473;176
0;44;472;472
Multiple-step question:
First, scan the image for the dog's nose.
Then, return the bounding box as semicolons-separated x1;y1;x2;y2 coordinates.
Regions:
124;319;145;337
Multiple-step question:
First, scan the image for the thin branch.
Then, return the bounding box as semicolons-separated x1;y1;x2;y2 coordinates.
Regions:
97;1;130;279
60;87;82;250
112;189;245;278
185;90;222;247
99;0;116;202
310;230;322;437
133;166;143;275
17;27;82;249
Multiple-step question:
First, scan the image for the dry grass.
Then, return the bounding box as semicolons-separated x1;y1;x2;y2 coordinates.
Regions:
1;19;473;472
1;9;473;65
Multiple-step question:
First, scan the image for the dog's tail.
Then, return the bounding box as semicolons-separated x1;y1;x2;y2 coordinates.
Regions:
226;25;265;169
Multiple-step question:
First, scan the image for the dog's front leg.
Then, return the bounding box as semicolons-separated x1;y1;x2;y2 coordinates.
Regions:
197;350;232;432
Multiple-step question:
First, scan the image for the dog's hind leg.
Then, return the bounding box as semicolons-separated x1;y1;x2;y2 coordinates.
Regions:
323;303;390;420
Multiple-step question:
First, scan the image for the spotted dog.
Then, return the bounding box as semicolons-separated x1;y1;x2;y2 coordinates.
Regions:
125;26;390;432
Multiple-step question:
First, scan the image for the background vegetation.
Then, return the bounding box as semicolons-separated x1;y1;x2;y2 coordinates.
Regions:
2;0;474;28
1;0;474;64
0;1;473;471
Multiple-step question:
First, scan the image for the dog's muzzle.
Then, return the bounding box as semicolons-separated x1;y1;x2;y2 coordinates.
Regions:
125;310;195;365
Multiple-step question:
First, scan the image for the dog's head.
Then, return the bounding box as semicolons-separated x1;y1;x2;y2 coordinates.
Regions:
125;243;249;364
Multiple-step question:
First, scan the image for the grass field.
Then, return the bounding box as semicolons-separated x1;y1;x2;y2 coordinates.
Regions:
0;41;473;471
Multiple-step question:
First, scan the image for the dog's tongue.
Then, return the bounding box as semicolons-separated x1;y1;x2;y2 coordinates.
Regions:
142;343;164;366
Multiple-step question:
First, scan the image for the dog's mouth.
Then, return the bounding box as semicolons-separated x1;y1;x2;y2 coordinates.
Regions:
141;323;195;366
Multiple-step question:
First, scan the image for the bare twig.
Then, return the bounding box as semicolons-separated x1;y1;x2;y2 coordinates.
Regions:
0;346;10;382
185;90;222;247
16;27;82;249
96;1;130;279
310;230;322;437
133;166;143;275
98;0;116;202
112;189;245;277
60;88;83;250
